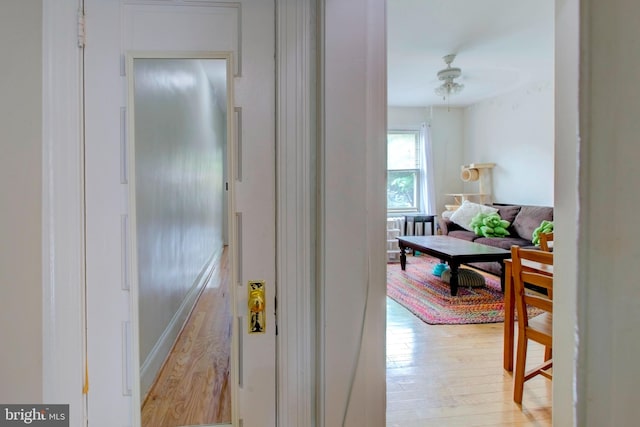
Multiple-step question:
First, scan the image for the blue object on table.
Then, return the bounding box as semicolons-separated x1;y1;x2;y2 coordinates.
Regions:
432;263;448;277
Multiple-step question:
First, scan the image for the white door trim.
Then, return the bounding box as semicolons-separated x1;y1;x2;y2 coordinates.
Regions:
42;0;87;426
275;0;316;425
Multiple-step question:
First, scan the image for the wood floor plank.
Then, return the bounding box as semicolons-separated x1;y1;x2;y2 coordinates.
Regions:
141;248;231;427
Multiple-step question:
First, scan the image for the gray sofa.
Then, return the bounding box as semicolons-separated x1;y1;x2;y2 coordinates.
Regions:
438;204;554;276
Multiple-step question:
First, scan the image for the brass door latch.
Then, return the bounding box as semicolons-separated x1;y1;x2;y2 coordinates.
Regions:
248;280;266;333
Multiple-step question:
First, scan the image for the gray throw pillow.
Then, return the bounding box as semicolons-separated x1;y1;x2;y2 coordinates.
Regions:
512;206;554;241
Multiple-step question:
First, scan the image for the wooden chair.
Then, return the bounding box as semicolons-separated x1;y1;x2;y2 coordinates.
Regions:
539;232;554;252
538;231;554;315
538;233;554;336
511;246;554;404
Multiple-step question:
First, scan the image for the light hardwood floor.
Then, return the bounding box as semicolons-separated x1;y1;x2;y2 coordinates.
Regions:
386;298;552;426
141;248;231;427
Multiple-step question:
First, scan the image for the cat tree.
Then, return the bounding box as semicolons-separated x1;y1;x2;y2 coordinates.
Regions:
445;163;495;211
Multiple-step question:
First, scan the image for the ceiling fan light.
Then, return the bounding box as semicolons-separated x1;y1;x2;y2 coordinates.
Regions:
434;81;464;96
434;54;464;99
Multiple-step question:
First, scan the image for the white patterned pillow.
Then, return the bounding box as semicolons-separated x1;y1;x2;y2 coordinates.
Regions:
449;200;498;231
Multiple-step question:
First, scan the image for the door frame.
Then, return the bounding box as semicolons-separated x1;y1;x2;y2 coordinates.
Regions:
274;0;316;424
42;1;87;426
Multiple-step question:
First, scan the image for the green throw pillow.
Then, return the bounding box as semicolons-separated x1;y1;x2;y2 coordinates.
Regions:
469;212;510;238
532;220;554;246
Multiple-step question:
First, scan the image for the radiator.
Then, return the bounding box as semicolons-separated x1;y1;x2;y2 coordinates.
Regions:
386;217;404;262
386;216;433;262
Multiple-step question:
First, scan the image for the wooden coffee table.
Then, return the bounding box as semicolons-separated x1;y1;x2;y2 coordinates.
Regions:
397;235;511;296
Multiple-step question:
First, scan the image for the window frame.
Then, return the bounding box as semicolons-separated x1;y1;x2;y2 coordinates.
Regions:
386;129;422;213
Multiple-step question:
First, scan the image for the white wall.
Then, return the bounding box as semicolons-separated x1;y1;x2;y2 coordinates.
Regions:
463;80;554;206
388;81;554;213
387;106;464;215
0;0;43;403
389;80;555;214
133;59;225;393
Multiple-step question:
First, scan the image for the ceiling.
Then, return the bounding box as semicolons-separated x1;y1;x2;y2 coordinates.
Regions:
387;0;555;108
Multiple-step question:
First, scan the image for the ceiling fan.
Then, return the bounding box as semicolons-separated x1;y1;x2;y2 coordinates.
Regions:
434;54;464;100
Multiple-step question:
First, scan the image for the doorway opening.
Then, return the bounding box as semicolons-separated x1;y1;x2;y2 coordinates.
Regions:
384;0;555;424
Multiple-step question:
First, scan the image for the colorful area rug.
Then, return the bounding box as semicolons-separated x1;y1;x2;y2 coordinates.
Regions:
387;255;513;325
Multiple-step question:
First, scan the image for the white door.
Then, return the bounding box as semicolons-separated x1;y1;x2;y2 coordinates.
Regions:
84;1;276;426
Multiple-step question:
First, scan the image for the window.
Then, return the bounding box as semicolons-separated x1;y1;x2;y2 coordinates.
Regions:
387;130;421;212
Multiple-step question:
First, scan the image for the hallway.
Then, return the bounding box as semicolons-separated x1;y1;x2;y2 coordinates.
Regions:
141;248;231;427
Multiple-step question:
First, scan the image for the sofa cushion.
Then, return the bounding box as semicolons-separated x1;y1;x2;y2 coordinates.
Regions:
438;218;465;235
474;236;532;250
449;200;498;231
512;206;554;241
448;230;478;242
493;205;521;225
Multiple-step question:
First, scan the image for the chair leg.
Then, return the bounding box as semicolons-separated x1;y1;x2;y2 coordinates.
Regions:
544;346;552;362
513;335;529;404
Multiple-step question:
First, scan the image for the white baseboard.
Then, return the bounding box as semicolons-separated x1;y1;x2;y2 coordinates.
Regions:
139;247;222;397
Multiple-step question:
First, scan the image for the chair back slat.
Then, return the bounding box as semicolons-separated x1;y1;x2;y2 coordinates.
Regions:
510;246;554;329
539;232;554;251
523;294;553;313
521;271;553;290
